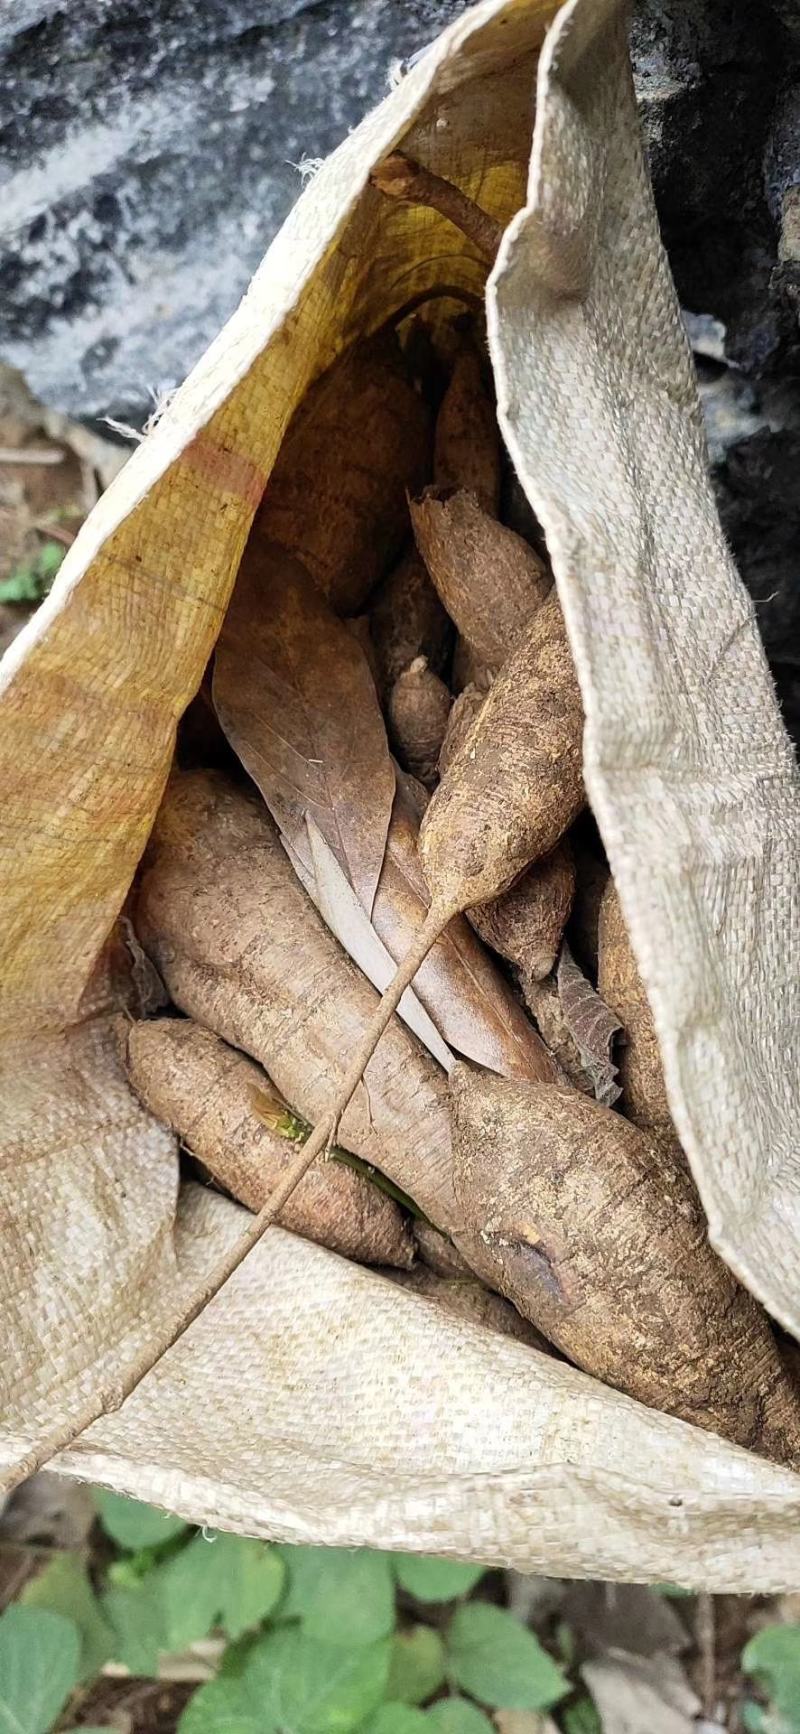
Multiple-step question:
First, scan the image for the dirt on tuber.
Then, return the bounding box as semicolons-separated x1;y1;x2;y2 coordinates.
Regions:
469;842;576;983
439;683;485;776
419;587;585;912
449;1065;800;1469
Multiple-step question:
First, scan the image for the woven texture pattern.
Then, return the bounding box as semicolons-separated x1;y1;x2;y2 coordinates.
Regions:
1;0;799;1585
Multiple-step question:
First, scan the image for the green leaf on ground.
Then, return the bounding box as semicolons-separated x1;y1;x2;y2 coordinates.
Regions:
447;1604;568;1710
742;1624;800;1733
180;1627;390;1734
427;1696;494;1734
364;1707;431;1734
0;1606;80;1734
158;1534;224;1651
211;1532;286;1638
393;1557;485;1604
387;1626;447;1704
93;1488;188;1551
278;1546;395;1645
102;1579;166;1674
178;1672;264;1734
21;1553;115;1682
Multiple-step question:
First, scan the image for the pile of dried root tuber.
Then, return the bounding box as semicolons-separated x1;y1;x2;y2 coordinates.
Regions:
124;159;800;1470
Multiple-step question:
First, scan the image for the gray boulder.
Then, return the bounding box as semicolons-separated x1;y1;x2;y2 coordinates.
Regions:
0;0;462;423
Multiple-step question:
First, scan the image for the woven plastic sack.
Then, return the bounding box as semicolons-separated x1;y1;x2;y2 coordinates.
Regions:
2;0;800;1588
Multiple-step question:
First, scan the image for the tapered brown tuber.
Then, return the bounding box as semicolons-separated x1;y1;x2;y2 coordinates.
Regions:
135;770;460;1233
419;589;585;911
413;1219;473;1278
411;488;551;672
121;1016;414;1267
598;879;672;1131
469;843;576;982
434;347;501;514
255;332;432;613
388;656;452;788
438;683;485;776
449;1066;800;1468
390;1267;552;1352
369;547;452;694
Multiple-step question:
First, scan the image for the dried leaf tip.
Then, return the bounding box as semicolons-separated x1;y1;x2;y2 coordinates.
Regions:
371;153;503;263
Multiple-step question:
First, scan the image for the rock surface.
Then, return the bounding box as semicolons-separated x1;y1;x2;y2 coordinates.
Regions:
1;0;799;727
0;0;462;424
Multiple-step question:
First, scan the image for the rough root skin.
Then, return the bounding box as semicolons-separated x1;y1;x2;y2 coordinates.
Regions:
449;1065;800;1470
469;842;576;981
411;487;551;671
420;589;585;911
388;655;452;788
122;1015;414;1267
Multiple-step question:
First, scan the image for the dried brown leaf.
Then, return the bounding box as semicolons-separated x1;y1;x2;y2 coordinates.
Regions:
301;815;453;1070
555;942;621;1106
213;543;395;916
598;879;672;1131
373;775;558;1082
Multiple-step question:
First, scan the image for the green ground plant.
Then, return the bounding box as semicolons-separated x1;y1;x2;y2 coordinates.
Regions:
1;1490;799;1733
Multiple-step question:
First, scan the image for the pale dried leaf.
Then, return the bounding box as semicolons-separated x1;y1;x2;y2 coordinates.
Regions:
556;943;621;1106
118;917;169;1018
582;1651;700;1734
374;777;558;1082
213;543;395;916
304;813;453;1071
